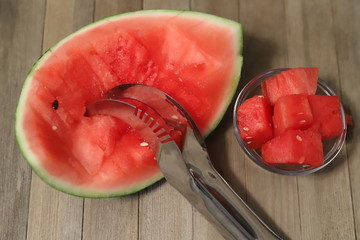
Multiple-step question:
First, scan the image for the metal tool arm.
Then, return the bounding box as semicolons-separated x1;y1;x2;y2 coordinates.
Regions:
158;129;282;240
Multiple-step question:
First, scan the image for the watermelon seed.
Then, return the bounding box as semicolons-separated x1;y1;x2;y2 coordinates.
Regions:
52;126;58;131
140;142;149;147
246;141;252;144
171;115;179;120
299;120;307;124
245;136;253;139
298;156;305;164
52;100;59;110
296;135;303;142
297;112;304;115
243;127;249;131
257;95;264;98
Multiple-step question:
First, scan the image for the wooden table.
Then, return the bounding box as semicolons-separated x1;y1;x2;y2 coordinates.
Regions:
1;0;359;239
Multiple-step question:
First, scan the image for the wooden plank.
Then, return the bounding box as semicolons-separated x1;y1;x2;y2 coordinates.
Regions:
238;1;301;239
81;2;142;240
0;0;45;239
330;0;360;237
82;196;139;240
94;0;141;20
73;0;95;31
139;181;193;240
190;1;240;239
143;0;190;10
286;1;356;239
26;0;94;239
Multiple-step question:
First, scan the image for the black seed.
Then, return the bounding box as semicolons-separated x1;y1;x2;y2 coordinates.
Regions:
52;100;59;110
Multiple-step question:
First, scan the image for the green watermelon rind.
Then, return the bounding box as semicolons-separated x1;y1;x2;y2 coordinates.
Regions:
15;10;242;198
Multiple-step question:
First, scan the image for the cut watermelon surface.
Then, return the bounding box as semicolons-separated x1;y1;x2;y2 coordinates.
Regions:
16;10;243;197
261;67;318;105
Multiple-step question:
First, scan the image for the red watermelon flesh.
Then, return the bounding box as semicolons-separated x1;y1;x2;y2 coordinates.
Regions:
261;67;318;105
273;94;314;136
261;129;324;167
236;95;273;149
16;11;242;197
308;95;344;140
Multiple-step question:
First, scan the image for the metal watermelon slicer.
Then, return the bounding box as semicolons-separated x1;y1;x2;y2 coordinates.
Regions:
86;84;282;240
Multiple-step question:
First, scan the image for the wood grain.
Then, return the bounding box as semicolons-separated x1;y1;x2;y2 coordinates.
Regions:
26;1;91;239
94;0;141;20
83;196;139;240
0;0;45;239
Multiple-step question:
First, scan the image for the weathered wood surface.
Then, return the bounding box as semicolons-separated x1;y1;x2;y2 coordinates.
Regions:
0;0;359;239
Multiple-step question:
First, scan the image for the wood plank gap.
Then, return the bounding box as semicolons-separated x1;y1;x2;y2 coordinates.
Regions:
346;149;358;240
137;193;140;240
80;198;85;240
92;0;96;23
24;171;33;240
40;0;48;56
295;177;303;240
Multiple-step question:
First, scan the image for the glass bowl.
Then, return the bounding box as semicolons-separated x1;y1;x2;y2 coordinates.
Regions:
233;68;347;175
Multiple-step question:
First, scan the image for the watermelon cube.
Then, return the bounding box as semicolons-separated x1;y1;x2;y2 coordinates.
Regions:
273;94;313;135
308;95;344;139
261;67;319;105
71;115;127;175
236;95;273;149
261;129;324;167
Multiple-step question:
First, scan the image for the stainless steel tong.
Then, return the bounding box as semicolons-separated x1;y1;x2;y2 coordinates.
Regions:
87;84;283;240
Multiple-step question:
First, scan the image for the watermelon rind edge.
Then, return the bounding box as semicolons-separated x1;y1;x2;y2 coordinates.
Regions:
15;9;243;197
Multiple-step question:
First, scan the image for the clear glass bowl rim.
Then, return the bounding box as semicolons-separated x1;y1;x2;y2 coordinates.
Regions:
233;68;347;176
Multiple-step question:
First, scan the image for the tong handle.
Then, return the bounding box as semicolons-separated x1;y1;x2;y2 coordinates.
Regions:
179;129;283;240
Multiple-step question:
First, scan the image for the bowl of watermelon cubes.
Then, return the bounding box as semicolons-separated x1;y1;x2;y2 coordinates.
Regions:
233;68;347;175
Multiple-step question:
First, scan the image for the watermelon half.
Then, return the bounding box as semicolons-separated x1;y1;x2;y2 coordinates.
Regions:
15;10;243;197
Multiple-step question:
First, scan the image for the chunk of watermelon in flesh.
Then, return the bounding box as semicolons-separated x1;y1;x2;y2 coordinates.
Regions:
261;68;319;105
308;95;343;140
261;129;324;167
26;114;86;184
152;74;211;132
108;131;155;174
96;129;158;188
273;94;313;136
24;94;89;184
50;37;107;97
34;65;85;124
236;95;273;149
35;53;103;122
85;27;158;89
70;115;126;175
28;81;74;134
